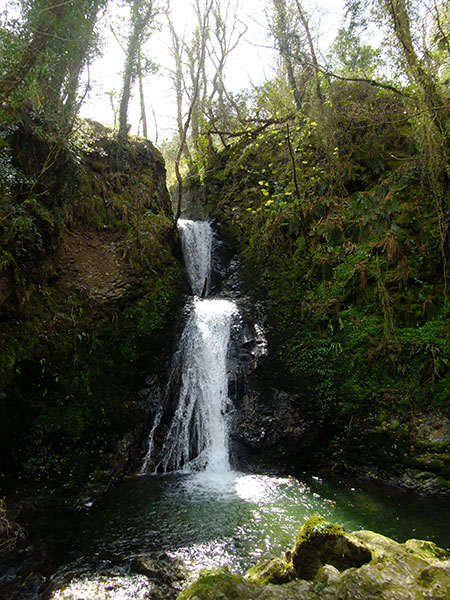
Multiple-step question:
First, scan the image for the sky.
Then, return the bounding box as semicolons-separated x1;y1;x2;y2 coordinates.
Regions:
80;0;345;142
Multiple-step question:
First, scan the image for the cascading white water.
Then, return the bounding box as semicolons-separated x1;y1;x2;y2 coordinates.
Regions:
142;219;237;475
158;298;237;473
178;219;213;296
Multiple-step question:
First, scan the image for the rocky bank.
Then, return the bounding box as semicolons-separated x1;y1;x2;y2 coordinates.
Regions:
179;515;450;600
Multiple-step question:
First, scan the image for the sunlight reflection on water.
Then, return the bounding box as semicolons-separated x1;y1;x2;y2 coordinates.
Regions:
162;470;336;571
45;469;450;599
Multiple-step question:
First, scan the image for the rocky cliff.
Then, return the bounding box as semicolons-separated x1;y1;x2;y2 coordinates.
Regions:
0;119;183;497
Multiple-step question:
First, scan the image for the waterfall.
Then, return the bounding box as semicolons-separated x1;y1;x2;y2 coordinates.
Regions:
178;219;213;296
158;298;236;473
142;219;237;474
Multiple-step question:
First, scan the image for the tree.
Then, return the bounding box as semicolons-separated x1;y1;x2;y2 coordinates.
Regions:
270;0;324;110
292;0;323;101
378;0;449;293
171;0;214;222
383;0;443;116
166;3;195;166
271;0;304;111
431;1;450;81
205;0;247;147
329;25;380;76
0;0;107;126
118;0;157;141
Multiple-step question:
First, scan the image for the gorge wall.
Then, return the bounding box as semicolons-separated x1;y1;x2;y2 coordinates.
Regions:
0;119;183;497
192;81;450;496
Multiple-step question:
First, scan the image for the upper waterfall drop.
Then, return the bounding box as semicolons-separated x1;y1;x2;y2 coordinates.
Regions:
178;219;213;297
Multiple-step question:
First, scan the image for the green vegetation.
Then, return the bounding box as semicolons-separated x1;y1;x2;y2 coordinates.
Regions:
176;0;450;483
0;116;182;489
198;78;449;432
0;2;184;492
2;0;450;494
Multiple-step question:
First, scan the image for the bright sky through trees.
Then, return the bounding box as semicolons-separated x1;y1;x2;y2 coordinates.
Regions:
81;0;344;141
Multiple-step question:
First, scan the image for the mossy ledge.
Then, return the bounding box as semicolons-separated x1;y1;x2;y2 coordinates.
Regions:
179;515;450;600
0;119;183;499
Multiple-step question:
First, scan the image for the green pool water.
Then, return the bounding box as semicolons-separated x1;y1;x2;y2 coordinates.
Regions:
41;469;450;576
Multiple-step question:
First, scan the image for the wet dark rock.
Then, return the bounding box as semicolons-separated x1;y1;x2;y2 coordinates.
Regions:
45;552;188;600
231;387;317;470
0;541;47;600
330;413;450;497
130;552;188;587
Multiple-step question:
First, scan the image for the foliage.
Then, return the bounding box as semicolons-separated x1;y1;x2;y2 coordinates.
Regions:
329;26;380;76
0;0;107;125
117;0;159;140
199;71;450;430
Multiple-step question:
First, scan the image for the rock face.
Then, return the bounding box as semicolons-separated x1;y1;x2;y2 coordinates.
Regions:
178;516;450;600
0;119;183;492
334;412;450;496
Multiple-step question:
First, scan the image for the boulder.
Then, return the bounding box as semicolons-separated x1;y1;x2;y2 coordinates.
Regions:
290;515;372;580
177;516;450;600
246;557;295;585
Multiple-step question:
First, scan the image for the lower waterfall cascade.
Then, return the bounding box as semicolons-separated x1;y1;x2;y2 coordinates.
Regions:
141;218;238;474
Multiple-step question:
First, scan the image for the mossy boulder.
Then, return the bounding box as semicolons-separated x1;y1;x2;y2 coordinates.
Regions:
178;516;450;600
290;515;372;580
336;530;450;599
177;567;310;600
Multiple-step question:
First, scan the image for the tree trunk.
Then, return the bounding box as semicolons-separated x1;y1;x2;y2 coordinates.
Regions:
0;24;53;102
272;0;303;111
118;0;155;141
138;47;148;138
293;0;323;102
173;0;214;223
384;0;442;117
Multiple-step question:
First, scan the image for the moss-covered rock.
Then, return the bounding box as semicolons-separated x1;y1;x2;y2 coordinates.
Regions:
178;517;450;600
246;557;295;585
290;515;372;580
177;567;310;600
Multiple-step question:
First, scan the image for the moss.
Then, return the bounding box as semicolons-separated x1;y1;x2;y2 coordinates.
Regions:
246;558;295;585
435;477;450;490
177;567;249;600
180;520;450;599
404;539;450;562
291;516;372;580
294;516;345;543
